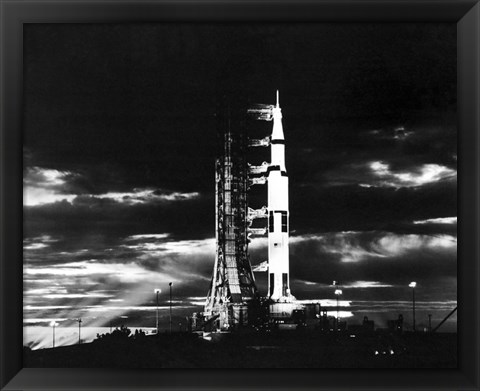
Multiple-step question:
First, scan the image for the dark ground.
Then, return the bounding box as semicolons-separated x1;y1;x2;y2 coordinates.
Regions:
24;330;457;368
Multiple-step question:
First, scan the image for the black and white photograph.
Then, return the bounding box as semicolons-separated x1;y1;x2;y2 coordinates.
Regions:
22;22;457;368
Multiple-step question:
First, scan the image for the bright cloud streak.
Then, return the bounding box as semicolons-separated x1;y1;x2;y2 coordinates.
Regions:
296;280;392;288
43;293;115;299
24;167;71;186
23;242;49;250
96;188;200;204
367;161;456;188
24;186;76;206
23;236;61;250
126;234;171;241
341;281;393;288
24;167;77;206
24;287;67;295
24;318;68;324
413;217;457;225
24;260;171;284
376;233;456;255
24;186;200;207
124;237;215;256
289;231;456;263
24;305;72;310
289;232;388;263
24;166;201;206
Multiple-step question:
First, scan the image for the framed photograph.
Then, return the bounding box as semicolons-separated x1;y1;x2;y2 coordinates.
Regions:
1;1;479;390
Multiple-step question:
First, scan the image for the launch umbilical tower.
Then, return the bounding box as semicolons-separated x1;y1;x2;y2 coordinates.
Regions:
204;107;258;330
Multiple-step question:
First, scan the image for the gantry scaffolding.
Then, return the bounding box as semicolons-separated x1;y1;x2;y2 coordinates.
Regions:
204;107;258;330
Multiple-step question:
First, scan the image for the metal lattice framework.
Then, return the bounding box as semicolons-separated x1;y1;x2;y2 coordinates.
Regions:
204;122;257;321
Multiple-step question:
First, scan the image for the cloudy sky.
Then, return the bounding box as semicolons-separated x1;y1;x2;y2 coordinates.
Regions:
23;23;457;347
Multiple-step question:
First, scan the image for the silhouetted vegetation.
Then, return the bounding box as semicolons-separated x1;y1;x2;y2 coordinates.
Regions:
91;326;148;347
23;330;457;368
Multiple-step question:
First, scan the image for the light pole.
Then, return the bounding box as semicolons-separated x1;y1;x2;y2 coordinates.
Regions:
49;321;58;348
169;282;173;333
409;282;416;332
78;318;82;344
334;289;342;331
154;289;161;334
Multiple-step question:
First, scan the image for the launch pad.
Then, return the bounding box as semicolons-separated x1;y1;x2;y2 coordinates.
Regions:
193;92;305;332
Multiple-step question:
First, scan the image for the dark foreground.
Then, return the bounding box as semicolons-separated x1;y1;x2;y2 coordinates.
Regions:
24;330;457;368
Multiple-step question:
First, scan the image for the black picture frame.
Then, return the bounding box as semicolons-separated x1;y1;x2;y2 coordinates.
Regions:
1;1;478;390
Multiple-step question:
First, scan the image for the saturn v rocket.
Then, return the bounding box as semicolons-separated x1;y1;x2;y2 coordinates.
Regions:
201;91;299;330
267;91;294;303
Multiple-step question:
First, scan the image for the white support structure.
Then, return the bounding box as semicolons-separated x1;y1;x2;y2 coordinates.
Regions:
248;161;270;175
248;136;271;147
249;176;268;186
247;206;268;222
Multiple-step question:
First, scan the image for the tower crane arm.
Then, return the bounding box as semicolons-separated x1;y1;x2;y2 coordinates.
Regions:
247;206;268;221
248;136;271;147
247;104;274;121
248;162;269;175
249;176;268;187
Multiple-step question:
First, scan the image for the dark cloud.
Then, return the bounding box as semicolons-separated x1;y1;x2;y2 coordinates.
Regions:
290;179;456;235
24;192;214;242
289;232;456;283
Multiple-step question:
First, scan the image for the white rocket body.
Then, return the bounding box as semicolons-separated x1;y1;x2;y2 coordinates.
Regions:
268;91;292;301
